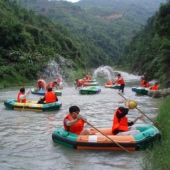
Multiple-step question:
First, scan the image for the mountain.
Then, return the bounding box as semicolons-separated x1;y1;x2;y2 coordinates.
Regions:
11;0;166;68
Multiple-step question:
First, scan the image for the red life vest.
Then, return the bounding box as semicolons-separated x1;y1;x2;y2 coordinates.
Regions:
63;113;84;135
46;82;55;90
17;92;26;103
116;76;125;85
45;91;57;103
112;109;128;134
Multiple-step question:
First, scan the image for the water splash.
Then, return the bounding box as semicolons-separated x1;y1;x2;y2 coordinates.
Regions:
93;66;116;80
41;60;67;86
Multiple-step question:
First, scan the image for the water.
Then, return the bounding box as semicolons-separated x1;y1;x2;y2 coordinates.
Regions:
0;67;164;170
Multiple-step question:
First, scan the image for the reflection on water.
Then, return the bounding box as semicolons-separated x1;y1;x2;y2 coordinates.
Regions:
0;70;164;170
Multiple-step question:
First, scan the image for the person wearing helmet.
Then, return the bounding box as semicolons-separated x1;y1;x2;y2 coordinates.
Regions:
115;73;125;93
112;100;144;135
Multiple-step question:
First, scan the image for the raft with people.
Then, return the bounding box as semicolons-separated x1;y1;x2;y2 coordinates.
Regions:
106;84;120;89
79;86;101;94
31;88;62;96
4;99;62;112
52;125;161;151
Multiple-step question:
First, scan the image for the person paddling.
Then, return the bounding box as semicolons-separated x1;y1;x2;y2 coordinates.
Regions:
63;106;92;135
17;88;30;103
112;100;144;135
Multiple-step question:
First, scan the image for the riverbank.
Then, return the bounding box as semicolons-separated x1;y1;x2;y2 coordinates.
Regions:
142;96;170;170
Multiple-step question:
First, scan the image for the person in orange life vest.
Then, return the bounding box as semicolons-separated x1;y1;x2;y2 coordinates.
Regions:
84;74;92;80
75;79;84;89
17;88;30;103
107;80;114;85
115;73;125;93
37;87;58;104
37;79;46;90
140;77;150;88
150;82;159;90
46;81;58;90
112;101;144;135
63;106;92;135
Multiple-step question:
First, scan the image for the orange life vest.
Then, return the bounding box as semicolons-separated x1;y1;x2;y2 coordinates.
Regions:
151;85;159;90
112;109;128;134
45;91;57;103
17;92;26;103
107;81;113;85
116;76;125;85
140;80;149;87
46;82;55;90
63;113;84;135
140;80;145;87
76;79;83;87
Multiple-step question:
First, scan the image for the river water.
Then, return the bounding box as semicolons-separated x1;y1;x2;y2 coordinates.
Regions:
0;70;164;170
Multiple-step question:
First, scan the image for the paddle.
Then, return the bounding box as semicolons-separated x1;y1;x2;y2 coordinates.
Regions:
118;92;161;130
76;113;130;153
21;89;31;111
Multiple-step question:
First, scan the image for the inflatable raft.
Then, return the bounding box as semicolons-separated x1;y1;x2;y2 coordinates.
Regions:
4;99;62;112
79;86;101;94
31;88;62;96
132;87;149;95
83;82;99;86
52;125;161;151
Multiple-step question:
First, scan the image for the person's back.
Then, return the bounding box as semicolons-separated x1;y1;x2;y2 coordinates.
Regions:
45;87;57;103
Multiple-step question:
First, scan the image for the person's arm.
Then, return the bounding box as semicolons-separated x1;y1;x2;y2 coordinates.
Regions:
20;91;30;100
66;118;79;126
128;114;144;126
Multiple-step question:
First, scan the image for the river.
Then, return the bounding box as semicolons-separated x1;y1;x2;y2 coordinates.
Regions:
0;70;164;170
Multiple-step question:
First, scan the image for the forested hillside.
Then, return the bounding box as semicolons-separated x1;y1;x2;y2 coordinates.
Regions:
1;0;169;88
118;0;170;86
0;0;84;88
12;0;166;69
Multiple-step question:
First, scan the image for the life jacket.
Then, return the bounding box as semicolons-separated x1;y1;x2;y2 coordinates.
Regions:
140;80;149;87
63;113;84;135
112;109;128;134
85;75;91;80
151;85;159;90
140;80;145;87
37;79;45;89
107;81;113;85
76;79;83;87
46;82;55;90
56;78;61;84
45;91;57;103
116;76;125;85
145;82;150;88
17;92;26;103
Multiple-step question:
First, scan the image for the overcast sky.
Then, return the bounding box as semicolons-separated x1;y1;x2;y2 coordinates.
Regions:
66;0;80;3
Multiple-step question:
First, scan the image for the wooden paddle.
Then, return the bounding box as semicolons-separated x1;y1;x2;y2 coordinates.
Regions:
21;89;31;111
76;113;130;153
118;92;161;130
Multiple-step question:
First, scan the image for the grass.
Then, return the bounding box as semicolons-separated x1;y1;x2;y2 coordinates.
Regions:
141;96;170;170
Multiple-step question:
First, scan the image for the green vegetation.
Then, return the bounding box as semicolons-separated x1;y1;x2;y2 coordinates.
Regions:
119;1;170;86
141;96;170;170
0;0;85;88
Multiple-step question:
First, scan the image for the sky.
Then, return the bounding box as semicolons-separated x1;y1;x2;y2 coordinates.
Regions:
66;0;80;3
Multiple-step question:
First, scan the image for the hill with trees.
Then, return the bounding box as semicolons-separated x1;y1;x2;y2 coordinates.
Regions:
118;0;170;86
